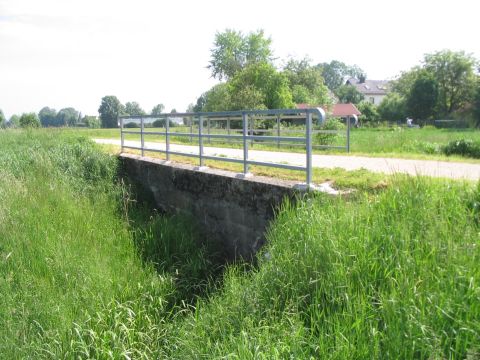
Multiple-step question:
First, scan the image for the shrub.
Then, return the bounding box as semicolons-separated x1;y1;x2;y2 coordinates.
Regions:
19;112;40;128
442;139;480;158
124;122;139;128
314;117;345;146
152;119;175;128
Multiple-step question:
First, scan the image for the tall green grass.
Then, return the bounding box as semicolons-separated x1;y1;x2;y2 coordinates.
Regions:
1;129;479;358
162;177;479;359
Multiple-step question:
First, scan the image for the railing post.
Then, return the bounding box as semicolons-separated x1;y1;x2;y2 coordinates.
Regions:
227;117;231;143
140;116;144;157
276;116;280;149
242;112;249;175
199;116;204;167
346;116;351;153
189;117;193;143
306;111;313;187
166;116;170;161
207;118;211;144
120;117;124;153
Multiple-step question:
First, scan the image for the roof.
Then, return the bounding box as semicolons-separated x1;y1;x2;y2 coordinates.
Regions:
346;78;390;95
296;103;361;117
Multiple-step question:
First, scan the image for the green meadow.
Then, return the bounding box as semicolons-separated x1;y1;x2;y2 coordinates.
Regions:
0;129;479;358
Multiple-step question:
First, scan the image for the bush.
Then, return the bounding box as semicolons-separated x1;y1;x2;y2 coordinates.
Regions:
19;112;40;128
314;117;345;146
152;119;175;128
124;122;139;128
442;139;480;158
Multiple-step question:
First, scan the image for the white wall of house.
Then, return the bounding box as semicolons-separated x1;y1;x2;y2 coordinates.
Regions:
366;94;386;105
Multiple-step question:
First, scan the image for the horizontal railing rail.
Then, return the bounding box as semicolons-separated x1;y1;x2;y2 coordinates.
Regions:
119;108;352;188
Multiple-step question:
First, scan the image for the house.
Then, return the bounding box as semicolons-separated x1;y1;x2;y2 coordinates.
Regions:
346;77;389;105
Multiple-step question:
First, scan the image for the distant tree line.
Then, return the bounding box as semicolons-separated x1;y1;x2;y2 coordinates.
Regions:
378;50;480;126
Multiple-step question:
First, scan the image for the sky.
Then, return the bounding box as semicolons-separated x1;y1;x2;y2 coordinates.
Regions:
0;0;479;118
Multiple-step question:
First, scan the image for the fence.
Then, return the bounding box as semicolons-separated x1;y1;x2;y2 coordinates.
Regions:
119;108;349;188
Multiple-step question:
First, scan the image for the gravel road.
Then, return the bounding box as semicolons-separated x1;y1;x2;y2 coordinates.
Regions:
95;138;480;181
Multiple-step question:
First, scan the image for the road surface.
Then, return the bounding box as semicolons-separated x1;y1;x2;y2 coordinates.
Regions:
94;138;480;181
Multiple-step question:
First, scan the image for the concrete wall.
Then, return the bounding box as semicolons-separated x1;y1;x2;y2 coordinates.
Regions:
119;154;301;260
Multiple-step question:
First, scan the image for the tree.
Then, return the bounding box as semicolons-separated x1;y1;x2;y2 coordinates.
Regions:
0;109;5;128
335;85;365;104
56;107;79;126
229;62;294;110
424;50;477;116
208;29;273;80
317;60;365;91
406;71;438;123
283;58;331;105
19;112;40;128
473;79;480;127
98;96;125;128
83;115;101;128
151;104;165;115
125;101;146;116
201;83;232;112
357;101;379;123
378;93;407;122
8;114;20;128
39;106;58;127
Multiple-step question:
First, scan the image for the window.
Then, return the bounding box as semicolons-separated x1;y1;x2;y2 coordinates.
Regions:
369;97;375;104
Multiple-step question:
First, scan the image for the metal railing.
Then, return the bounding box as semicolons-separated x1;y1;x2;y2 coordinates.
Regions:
119;108;339;188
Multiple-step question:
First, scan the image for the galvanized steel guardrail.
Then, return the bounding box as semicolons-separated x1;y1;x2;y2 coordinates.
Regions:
119;108;350;188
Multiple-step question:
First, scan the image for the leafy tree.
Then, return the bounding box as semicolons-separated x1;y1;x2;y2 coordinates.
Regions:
391;66;423;97
424;50;477;116
378;93;407;122
208;29;273;80
83;115;101;128
19;112;40;128
0;109;5;128
125;101;146;116
98;96;125;128
357;101;379;123
229;62;294;110
473;80;480;127
170;108;177;113
57;107;79;126
151;104;165;115
317;60;365;91
283;58;331;105
229;85;266;111
8;114;20;128
406;70;438;122
39;107;58;127
201;83;232;112
335;85;365;104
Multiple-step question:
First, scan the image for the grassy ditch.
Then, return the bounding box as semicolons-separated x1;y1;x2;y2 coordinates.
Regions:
1;129;479;358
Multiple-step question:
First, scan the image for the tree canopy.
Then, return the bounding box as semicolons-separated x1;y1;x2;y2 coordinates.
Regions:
335;85;365;104
208;29;273;80
19;112;40;128
125;102;146;116
0;109;5;128
283;58;331;105
405;70;438;122
151;104;165;115
57;107;79;126
424;50;477;116
317;60;365;91
98;96;125;128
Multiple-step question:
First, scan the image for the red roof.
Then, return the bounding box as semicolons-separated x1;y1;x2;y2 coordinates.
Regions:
297;103;361;117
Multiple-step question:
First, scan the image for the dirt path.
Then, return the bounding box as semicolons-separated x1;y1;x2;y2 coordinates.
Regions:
94;138;480;181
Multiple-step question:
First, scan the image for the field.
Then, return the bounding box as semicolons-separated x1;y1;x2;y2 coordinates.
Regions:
77;126;480;161
1;129;479;358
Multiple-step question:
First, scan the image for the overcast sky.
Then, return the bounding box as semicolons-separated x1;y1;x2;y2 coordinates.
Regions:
1;0;479;118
